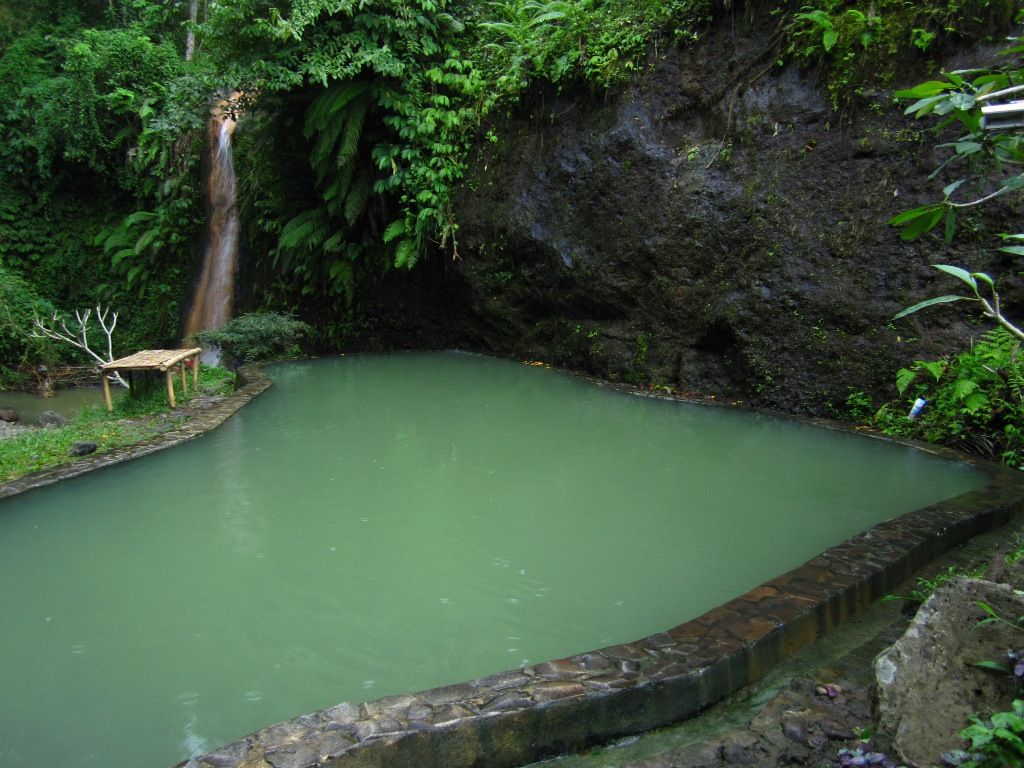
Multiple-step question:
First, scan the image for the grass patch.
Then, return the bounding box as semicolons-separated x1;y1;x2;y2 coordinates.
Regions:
0;364;235;483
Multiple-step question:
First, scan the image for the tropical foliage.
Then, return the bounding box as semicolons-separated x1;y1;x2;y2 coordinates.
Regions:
0;0;1017;384
192;311;312;363
877;329;1024;466
879;16;1024;465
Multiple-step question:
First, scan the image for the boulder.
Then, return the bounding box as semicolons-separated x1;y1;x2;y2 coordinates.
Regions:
69;442;97;456
0;408;18;422
37;410;68;427
874;578;1023;766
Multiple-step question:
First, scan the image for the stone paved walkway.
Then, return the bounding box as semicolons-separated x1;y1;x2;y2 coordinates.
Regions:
524;511;1024;768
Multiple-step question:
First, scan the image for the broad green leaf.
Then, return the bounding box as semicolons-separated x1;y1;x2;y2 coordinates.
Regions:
975;660;1010;673
943;179;966;197
895;80;954;99
948;93;976;111
893;295;966;320
889;204;941;226
972;272;995;288
903;94;945;116
999;245;1024;257
900;207;944;240
944;208;957;244
953;142;981;155
933;264;977;289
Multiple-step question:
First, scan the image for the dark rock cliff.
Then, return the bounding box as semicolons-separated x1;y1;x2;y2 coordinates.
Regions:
358;5;1022;416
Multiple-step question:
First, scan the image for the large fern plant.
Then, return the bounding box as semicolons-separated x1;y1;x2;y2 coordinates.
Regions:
222;0;481;304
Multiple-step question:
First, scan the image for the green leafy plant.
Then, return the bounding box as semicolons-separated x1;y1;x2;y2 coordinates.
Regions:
0;265;61;384
951;699;1024;767
894;265;1024;343
786;0;1012;108
883;563;986;606
844;388;875;422
192;311;311;364
889;36;1024;339
880;329;1024;466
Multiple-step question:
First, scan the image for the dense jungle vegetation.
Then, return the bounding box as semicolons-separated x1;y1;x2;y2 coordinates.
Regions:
2;0;1024;460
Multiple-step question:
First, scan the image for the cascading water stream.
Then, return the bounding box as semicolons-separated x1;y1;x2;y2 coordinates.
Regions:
185;101;240;363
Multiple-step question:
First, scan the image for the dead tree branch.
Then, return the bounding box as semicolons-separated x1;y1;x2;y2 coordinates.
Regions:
31;307;129;388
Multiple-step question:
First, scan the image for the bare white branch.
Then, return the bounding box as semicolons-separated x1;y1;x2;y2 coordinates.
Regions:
31;305;129;388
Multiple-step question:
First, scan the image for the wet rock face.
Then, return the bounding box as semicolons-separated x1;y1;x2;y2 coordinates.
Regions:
874;578;1023;766
446;9;1021;414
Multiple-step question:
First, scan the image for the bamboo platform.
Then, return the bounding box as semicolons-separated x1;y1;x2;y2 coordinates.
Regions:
100;348;201;411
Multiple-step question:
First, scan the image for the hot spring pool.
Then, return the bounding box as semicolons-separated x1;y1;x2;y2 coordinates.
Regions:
0;352;985;768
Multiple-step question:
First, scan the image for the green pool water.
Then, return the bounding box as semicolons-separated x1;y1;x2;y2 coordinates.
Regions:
0;352;985;768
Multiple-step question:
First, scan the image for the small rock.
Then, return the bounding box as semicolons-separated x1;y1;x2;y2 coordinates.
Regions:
821;719;854;740
806;732;829;750
264;744;317;768
782;719;806;743
0;408;19;422
70;442;98;456
814;683;841;698
721;742;754;764
37;410;68;427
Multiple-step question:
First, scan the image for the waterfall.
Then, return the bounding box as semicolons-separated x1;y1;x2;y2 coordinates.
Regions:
185;100;240;359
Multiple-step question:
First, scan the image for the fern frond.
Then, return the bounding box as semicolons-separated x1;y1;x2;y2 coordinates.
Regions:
307;82;372;180
394;238;417;269
278;208;330;251
953;378;979;401
337;95;370;168
322;163;355;216
323;231;346;253
310;116;347;172
896;367;917;394
382;219;406;244
343;174;371;226
1009;367;1024;404
304;81;371;140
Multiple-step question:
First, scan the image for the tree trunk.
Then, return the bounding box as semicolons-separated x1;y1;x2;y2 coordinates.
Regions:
185;0;198;61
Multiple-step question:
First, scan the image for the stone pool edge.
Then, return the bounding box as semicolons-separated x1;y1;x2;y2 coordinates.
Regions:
0;365;271;500
178;457;1024;768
